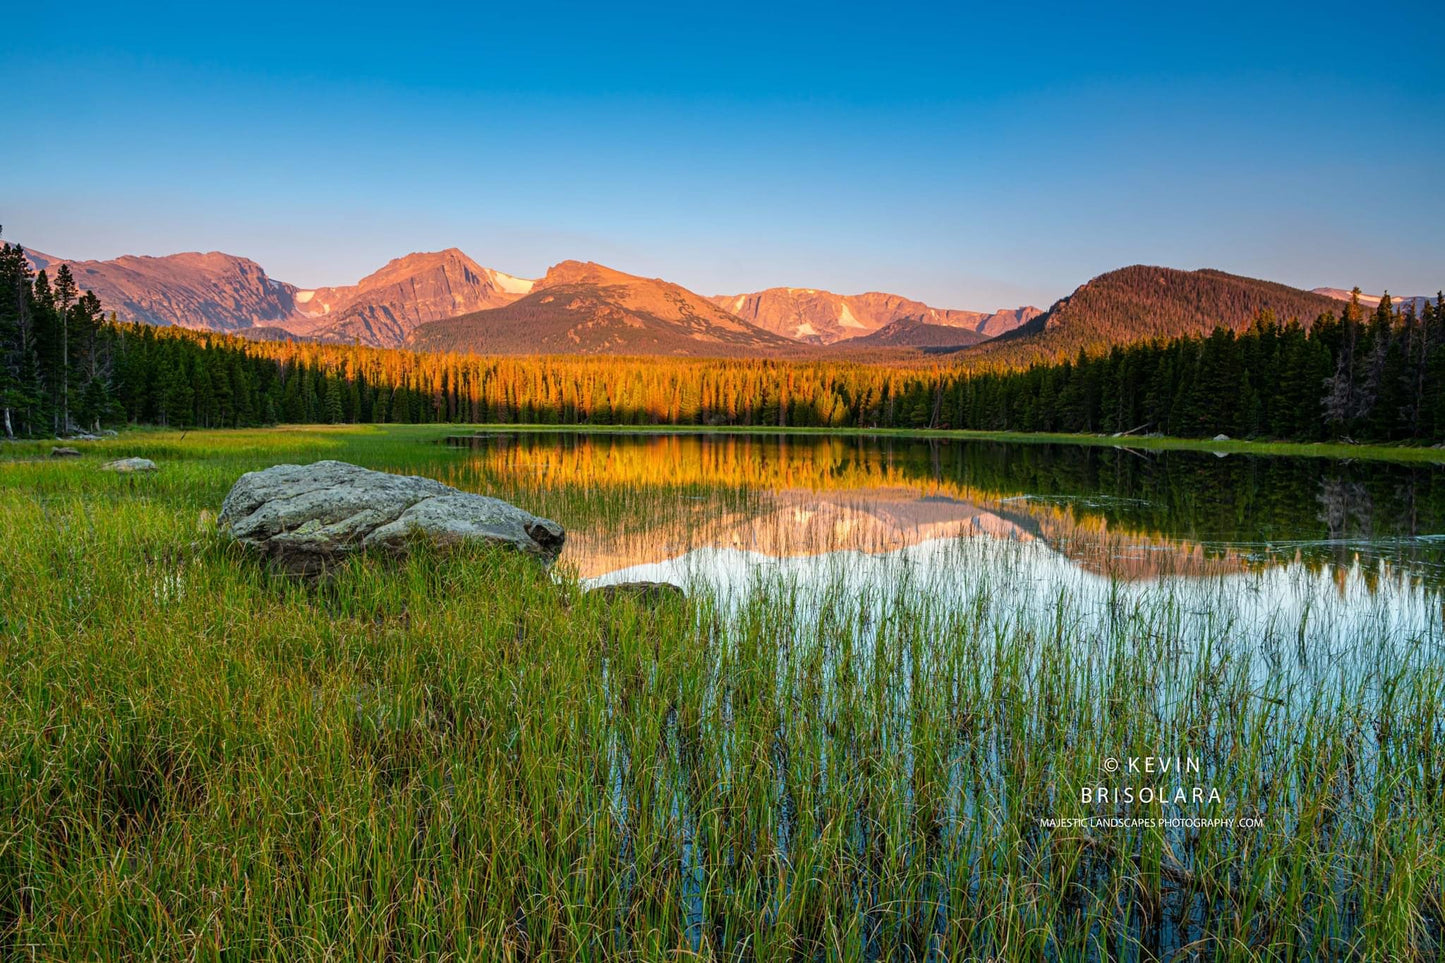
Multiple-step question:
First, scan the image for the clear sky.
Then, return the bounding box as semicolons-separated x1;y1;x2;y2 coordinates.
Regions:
3;0;1442;310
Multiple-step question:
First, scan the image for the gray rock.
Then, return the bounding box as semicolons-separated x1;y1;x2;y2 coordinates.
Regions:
587;581;686;606
50;446;82;458
217;460;565;573
100;457;157;473
1212;433;1230;442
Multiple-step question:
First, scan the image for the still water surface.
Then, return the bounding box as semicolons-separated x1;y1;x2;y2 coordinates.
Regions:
432;432;1445;578
417;432;1444;957
424;431;1445;660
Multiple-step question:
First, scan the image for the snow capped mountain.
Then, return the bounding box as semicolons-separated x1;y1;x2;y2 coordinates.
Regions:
21;249;301;332
1311;288;1432;317
407;260;796;357
19;243;1039;355
711;287;1038;344
285;249;537;346
20;247;539;348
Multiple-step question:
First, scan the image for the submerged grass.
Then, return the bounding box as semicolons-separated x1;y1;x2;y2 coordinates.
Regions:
0;427;1442;960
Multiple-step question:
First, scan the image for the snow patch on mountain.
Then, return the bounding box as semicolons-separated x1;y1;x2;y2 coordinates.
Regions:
490;271;536;295
837;303;865;329
1312;287;1431;313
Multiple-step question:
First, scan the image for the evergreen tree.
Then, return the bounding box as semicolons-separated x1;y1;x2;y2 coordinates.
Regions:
324;376;345;424
53;263;77;432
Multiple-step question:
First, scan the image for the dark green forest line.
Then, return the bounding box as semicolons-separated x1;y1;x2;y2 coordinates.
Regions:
4;240;1443;443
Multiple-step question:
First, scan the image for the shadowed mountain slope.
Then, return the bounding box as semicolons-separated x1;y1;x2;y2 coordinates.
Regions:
835;317;990;350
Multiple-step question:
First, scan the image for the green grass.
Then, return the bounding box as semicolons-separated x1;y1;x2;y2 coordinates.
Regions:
1;427;1442;960
439;422;1445;464
10;420;1445;464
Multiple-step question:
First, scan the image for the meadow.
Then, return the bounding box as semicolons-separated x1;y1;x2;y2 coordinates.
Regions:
1;425;1442;961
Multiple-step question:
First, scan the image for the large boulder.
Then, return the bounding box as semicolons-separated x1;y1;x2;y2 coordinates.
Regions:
218;460;565;573
101;457;157;473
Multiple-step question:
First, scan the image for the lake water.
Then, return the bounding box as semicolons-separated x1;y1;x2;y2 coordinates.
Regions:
428;432;1445;656
436;432;1445;576
422;431;1443;957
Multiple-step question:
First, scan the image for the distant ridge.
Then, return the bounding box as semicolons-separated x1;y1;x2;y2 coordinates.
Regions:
835;316;990;350
22;249;299;331
291;249;535;347
962;265;1348;364
20;245;1028;355
407;260;798;357
711;287;1037;343
1311;287;1433;318
19;244;1421;365
19;247;535;346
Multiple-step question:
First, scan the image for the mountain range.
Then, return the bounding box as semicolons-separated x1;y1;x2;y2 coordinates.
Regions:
20;246;1038;356
407;260;798;357
19;245;1430;362
708;288;1040;345
23;247;537;347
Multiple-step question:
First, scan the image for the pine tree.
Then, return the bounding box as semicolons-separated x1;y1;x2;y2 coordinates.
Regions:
162;354;195;427
0;237;34;438
324;377;344;424
52;263;77;432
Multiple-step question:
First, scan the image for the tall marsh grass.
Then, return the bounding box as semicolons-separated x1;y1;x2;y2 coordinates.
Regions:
1;427;1442;960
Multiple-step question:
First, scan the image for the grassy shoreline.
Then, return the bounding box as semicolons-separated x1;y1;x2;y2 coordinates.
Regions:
5;421;1445;465
447;423;1445;463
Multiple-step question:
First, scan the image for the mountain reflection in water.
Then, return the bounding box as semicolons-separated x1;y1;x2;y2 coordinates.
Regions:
426;432;1445;662
435;431;1445;595
564;487;1251;582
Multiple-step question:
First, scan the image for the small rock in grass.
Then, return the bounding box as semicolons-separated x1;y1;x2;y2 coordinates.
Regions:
588;581;686;606
50;446;82;458
1212;433;1230;442
101;457;157;473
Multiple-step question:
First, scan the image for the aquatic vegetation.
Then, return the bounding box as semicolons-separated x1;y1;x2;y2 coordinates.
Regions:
1;425;1441;960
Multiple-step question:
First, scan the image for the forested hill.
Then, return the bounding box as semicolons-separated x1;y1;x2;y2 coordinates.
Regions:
967;266;1346;365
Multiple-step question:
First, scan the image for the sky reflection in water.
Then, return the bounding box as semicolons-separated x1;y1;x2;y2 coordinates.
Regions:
434;432;1445;659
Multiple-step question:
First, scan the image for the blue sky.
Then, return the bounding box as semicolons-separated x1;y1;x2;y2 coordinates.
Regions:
3;1;1442;309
